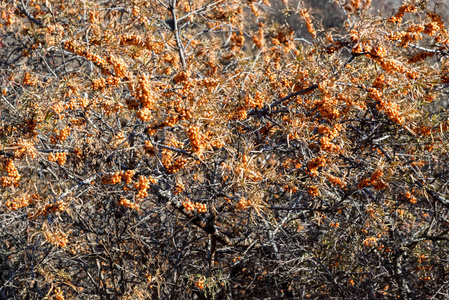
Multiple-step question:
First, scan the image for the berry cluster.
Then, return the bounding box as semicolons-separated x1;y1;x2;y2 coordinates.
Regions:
210;139;225;149
283;185;298;193
22;72;36;86
29;200;68;219
101;171;123;185
314;94;340;120
232;108;248;120
252;24;265;49
111;131;129;148
330;222;339;228
413;126;432;137
372;74;388;89
123;170;135;184
387;4;417;24
173;183;185;195
51;101;65;114
182;200;195;212
133;74;156;122
99;99;123;116
307;156;326;177
0;9;15;26
362;236;378;247
13;140;37;159
244;91;264;109
173;70;190;84
308;186;320;197
5;193;39;210
45;230;69;248
167;158;188;174
47;152;67;166
230;31;245;51
236;197;252;209
119;34;164;53
134;175;156;198
107;54;128;79
92;78;106;90
404;191;417;204
196;77;219;90
134;176;149;198
54;287;64;300
358;169;386;190
1;158;21;187
299;9;316;39
63;41;108;72
136;107;153;122
100;170;136;186
195;278;205;290
187;125;206;153
195;202;207;213
64;98;79;111
318;124;342;152
162;150;188;173
182;199;207;213
45;200;66;215
368;88;404;125
118;198;140;211
327;174;346;188
50;126;71;144
234;165;263;181
281;158;301;169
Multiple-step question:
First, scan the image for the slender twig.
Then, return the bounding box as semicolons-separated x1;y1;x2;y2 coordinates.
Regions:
247;84;319;116
18;0;42;25
170;1;186;68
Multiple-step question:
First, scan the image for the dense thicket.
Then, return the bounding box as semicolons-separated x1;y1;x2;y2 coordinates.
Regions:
1;0;449;299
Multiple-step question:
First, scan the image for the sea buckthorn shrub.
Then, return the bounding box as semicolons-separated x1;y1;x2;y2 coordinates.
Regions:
1;0;449;299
